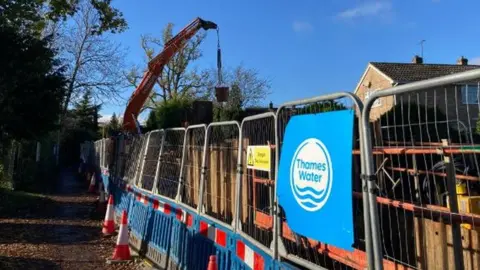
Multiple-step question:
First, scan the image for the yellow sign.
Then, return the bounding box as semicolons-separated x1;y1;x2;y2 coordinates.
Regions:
246;145;271;172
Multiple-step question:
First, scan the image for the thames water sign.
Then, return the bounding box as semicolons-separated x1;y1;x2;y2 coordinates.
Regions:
277;110;355;251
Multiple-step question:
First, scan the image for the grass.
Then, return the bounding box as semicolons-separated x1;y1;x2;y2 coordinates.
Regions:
0;186;54;218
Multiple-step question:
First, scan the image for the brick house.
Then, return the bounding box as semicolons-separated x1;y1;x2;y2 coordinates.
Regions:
354;56;480;135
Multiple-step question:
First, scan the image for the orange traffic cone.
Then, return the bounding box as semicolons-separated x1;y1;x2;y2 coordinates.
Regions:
88;173;96;193
107;210;131;263
102;195;115;236
207;255;217;270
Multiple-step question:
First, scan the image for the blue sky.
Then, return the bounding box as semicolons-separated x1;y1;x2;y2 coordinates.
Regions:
101;0;480;121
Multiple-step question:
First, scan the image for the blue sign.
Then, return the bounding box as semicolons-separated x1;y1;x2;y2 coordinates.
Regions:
277;110;355;251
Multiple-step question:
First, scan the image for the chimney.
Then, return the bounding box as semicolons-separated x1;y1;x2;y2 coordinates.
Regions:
457;56;468;65
412;55;423;64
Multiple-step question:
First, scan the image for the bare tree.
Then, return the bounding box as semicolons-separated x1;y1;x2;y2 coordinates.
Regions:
208;64;271;108
126;22;211;111
61;1;127;114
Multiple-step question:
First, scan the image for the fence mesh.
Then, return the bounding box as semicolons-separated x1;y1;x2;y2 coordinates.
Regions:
156;129;185;199
202;123;240;225
239;114;276;248
139;130;163;191
276;98;362;269
105;138;114;170
94;140;101;168
123;134;146;184
113;136;126;180
179;125;206;209
366;82;480;270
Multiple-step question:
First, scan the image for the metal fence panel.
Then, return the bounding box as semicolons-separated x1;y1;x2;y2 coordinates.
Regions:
123;134;147;185
178;124;207;209
275;93;368;270
199;122;241;226
101;138;105;169
237;112;276;251
105;138;114;172
95;140;101;168
156;128;185;199
108;136;122;182
139;130;164;191
362;70;480;270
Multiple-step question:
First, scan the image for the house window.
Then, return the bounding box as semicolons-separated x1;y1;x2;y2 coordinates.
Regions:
461;85;479;105
365;90;382;108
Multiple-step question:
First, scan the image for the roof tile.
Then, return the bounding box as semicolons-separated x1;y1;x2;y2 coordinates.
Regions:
371;62;480;83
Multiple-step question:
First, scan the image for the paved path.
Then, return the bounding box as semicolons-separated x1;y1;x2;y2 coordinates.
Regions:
0;169;140;269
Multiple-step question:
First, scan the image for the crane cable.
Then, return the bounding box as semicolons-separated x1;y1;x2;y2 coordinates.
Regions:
216;28;223;86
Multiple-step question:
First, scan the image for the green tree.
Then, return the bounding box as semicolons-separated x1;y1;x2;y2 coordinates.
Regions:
151;98;192;129
68;90;101;139
0;0;127;36
211;65;271;122
208;65;271;108
0;25;66;140
126;22;210;111
106;113;121;136
145;110;158;131
213;84;243;122
59;90;100;165
300;101;347;114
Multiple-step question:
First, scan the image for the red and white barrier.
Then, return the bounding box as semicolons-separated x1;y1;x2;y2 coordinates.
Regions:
236;240;265;270
152;199;193;227
199;221;227;248
136;193;148;205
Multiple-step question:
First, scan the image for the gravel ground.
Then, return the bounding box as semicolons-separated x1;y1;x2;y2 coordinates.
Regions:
0;169;141;270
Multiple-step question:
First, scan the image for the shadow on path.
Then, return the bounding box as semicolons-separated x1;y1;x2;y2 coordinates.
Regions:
0;222;101;244
0;168;140;269
0;256;61;270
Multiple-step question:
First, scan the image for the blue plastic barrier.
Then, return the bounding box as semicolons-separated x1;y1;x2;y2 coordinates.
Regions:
275;261;304;270
97;178;283;270
128;190;153;252
190;216;233;270
167;204;196;270
111;180;122;211
113;181;133;224
101;169;109;192
145;196;176;269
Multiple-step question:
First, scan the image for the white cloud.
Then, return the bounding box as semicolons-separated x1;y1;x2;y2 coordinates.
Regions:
292;21;314;33
99;115;113;124
337;1;392;20
470;57;480;65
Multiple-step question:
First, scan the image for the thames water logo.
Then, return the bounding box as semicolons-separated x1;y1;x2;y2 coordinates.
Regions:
290;138;332;212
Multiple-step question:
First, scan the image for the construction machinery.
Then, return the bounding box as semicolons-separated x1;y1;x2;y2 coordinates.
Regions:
122;17;224;133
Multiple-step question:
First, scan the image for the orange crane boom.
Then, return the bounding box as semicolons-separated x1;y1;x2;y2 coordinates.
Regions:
122;17;218;132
